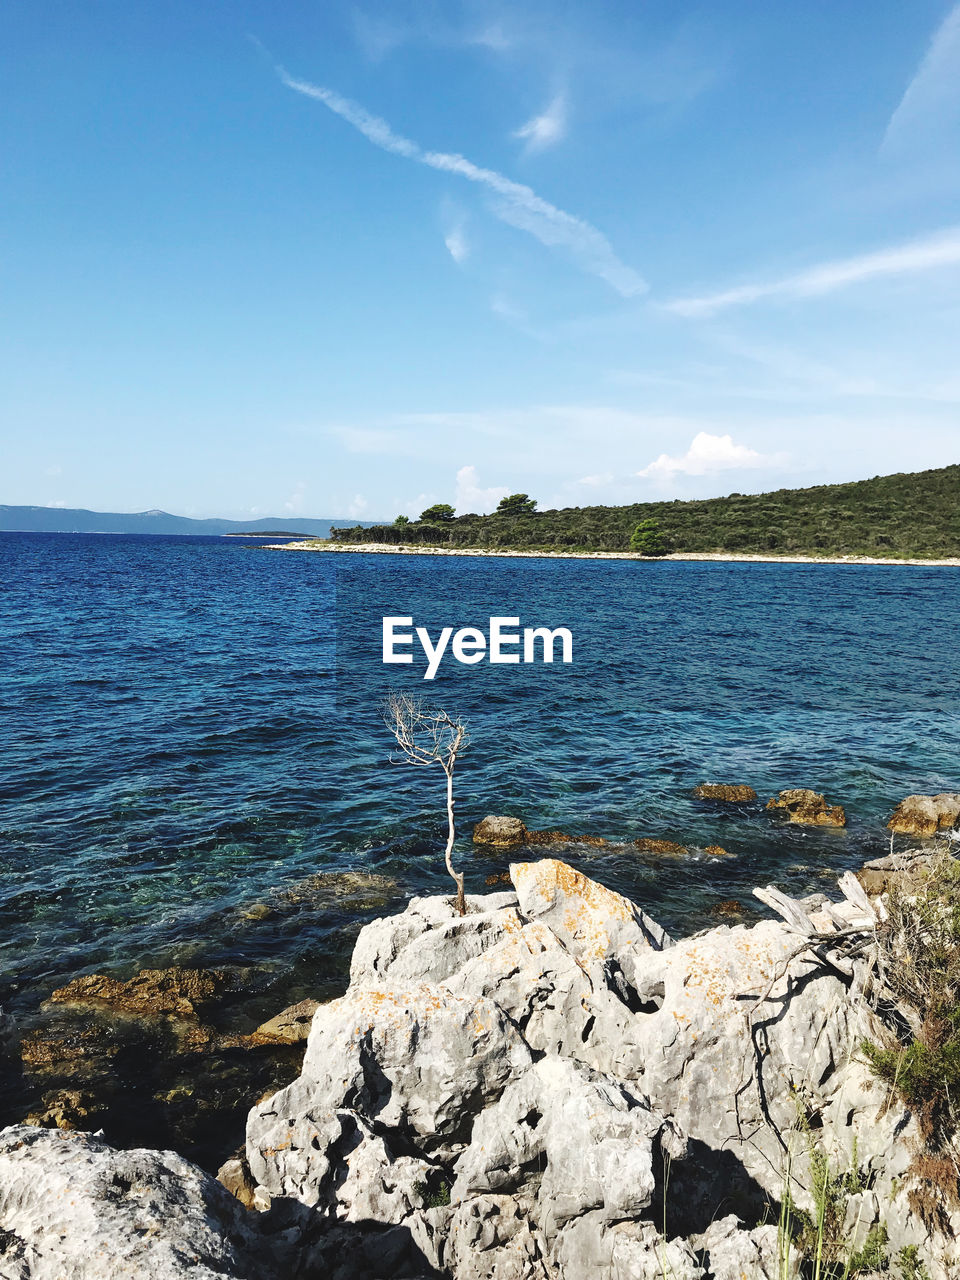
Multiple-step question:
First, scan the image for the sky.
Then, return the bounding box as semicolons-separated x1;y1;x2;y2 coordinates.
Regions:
2;1;959;520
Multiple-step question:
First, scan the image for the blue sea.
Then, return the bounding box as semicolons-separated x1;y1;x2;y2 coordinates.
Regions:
3;532;959;1020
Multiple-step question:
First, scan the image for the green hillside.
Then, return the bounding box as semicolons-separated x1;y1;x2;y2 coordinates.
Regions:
330;464;960;558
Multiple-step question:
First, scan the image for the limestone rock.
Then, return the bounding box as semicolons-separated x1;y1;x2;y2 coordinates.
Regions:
887;792;960;838
511;857;671;960
247;980;531;1170
0;1125;276;1279
693;783;757;803
766;788;846;827
349;893;520;988
240;857;957;1276
472;815;527;847
248;1106;435;1222
552;1214;704;1280
691;1215;796;1279
451;1056;682;1241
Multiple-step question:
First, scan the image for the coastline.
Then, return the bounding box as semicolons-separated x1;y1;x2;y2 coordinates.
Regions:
261;539;960;567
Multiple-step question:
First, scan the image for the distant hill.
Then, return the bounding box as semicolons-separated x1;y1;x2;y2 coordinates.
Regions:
330;464;960;559
0;506;382;538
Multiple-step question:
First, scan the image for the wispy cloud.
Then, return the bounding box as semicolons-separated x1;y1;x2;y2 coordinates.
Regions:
666;227;960;317
513;94;567;153
637;432;776;479
278;70;646;297
884;4;960;151
443;220;470;265
454;465;509;513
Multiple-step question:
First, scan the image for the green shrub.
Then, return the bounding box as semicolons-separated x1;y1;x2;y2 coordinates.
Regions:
630;518;668;556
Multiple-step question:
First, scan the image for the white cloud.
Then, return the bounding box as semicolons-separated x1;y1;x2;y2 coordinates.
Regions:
578;472;615;487
513;94;567;153
277;70;646;297
347;494;368;518
666;227;960;317
284;481;307;512
45;500;67;508
444;221;469;264
884;4;960;151
454;464;509;514
637;432;773;479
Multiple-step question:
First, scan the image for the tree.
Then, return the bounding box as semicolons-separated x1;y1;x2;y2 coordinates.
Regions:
393;514;410;527
419;503;456;523
496;493;537;516
630;518;667;557
382;693;469;916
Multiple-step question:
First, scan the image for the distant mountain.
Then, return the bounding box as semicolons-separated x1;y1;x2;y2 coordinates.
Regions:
0;506;383;538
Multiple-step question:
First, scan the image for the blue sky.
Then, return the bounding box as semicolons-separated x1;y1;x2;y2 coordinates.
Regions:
2;1;959;520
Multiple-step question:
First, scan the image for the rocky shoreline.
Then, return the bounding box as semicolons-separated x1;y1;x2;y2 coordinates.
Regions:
260;540;960;568
2;793;960;1278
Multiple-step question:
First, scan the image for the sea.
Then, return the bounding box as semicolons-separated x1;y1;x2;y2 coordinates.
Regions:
2;532;959;1022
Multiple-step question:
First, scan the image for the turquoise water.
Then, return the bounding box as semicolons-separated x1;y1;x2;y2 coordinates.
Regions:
2;533;959;1017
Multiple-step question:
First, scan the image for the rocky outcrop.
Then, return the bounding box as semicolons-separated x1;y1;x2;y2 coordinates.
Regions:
766;788;847;827
693;783;758;803
243;858;948;1278
887;792;960;838
0;1126;278;1279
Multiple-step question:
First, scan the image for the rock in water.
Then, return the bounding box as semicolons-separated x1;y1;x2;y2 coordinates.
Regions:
0;1126;277;1279
887;792;960;837
248;999;319;1046
693;783;758;803
47;967;230;1018
471;815;528;847
765;788;847;826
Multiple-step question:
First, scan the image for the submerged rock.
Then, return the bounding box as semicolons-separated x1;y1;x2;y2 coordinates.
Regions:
765;788;847;827
0;1125;278;1279
47;968;231;1019
19;974;304;1171
0;1009;18;1074
693;783;758;803
887;792;960;838
633;836;688;856
710;898;744;918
